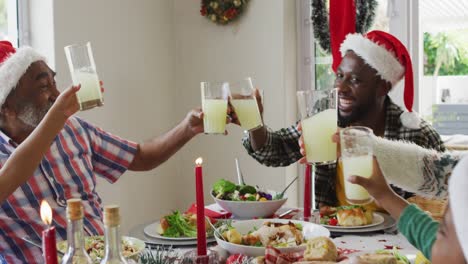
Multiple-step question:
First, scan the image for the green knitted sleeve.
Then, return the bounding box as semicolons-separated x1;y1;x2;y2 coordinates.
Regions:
397;204;439;260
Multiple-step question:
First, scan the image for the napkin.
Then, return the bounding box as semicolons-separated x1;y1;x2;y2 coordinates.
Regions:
186;203;232;219
264;246;304;264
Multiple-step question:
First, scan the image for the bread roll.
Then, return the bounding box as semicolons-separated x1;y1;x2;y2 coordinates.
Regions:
337;208;367;226
303;236;338;261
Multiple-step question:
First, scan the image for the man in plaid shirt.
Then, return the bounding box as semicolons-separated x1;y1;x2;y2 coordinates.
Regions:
0;42;205;263
239;31;445;210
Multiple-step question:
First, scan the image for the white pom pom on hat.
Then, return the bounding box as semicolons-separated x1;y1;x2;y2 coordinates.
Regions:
0;41;46;106
340;30;421;129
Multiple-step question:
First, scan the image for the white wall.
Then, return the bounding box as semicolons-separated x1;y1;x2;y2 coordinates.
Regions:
49;0;180;233
29;0;297;233
172;0;297;210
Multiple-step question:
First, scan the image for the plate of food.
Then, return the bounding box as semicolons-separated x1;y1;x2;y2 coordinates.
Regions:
343;248;417;264
211;179;287;219
57;235;145;263
320;205;385;229
215;218;330;257
143;210;217;241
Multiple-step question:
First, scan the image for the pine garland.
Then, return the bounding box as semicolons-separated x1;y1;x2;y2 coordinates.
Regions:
311;0;378;53
200;0;250;25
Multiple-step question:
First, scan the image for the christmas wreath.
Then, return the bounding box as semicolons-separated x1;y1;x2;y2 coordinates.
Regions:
200;0;249;25
311;0;378;53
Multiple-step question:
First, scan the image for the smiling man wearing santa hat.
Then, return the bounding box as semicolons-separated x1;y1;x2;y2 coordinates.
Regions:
240;30;446;210
0;40;205;263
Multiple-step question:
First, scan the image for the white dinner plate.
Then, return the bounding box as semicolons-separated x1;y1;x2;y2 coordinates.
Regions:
322;212;385;229
325;212;396;233
143;220;214;241
346;249;417;264
215;218;330;257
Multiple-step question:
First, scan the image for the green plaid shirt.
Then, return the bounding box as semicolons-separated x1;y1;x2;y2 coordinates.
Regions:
242;97;446;206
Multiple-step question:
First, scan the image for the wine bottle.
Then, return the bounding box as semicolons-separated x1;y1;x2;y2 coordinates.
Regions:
61;198;93;264
100;205;127;264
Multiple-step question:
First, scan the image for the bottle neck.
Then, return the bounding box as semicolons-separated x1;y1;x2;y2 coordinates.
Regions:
66;218;87;251
103;224;126;261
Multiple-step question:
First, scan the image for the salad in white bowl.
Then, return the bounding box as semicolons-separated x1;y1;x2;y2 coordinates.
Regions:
211;179;287;219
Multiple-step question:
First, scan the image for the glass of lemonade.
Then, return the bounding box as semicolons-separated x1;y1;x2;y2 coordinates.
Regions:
64;42;103;111
340;126;374;205
201;81;229;134
297;89;338;165
229;77;263;131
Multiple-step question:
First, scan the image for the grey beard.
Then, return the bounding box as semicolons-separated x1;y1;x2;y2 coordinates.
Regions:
17;102;53;128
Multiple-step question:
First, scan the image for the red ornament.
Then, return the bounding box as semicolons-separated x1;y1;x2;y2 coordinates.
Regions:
224;8;238;20
200;6;207;16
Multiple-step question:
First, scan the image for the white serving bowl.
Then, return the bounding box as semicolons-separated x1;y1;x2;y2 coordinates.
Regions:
215;218;330;257
211;190;287;219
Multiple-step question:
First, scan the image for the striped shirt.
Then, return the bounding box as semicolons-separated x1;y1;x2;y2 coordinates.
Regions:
0;117;138;263
242;97;446;206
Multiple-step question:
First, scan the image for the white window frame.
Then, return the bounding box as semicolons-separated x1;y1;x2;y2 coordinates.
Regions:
17;0;30;46
2;0;29;47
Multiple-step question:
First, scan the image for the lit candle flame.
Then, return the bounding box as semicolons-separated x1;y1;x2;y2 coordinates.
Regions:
40;200;52;225
195;157;203;166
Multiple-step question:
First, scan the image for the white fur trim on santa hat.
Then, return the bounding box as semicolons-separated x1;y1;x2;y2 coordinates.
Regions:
449;156;468;261
0;46;46;106
340;33;405;86
400;111;421;129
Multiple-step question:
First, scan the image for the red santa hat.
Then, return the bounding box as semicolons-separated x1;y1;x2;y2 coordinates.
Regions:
0;40;46;106
340;30;421;129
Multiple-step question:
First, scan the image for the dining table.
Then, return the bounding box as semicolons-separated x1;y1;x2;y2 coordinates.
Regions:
127;205;419;263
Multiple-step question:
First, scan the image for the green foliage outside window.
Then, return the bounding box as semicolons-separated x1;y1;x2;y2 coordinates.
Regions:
424;30;468;76
315;45;335;91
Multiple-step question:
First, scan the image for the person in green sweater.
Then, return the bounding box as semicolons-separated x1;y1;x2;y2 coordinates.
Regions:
350;156;468;263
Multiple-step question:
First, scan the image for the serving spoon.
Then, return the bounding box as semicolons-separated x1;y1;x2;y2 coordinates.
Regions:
275;176;299;199
235;158;246;185
205;217;227;241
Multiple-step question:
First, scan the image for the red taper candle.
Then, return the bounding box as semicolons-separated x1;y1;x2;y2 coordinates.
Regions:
195;158;207;256
40;200;58;264
303;164;312;220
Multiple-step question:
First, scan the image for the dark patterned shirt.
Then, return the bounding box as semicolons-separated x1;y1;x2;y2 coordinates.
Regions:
242;97;446;206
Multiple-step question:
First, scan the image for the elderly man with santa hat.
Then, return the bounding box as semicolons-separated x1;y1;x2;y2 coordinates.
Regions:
0;40;205;263
239;30;446;211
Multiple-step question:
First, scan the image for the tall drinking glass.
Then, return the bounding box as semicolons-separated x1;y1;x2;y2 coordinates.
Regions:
340;126;374;205
64;42;103;111
229;77;263;131
297;89;338;164
297;89;337;219
201;81;229;134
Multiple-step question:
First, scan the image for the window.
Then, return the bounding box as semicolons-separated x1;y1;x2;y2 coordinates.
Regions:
0;0;19;46
313;0;390;91
419;0;468;135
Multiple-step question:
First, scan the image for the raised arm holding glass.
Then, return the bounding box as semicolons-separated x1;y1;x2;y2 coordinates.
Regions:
0;41;205;263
